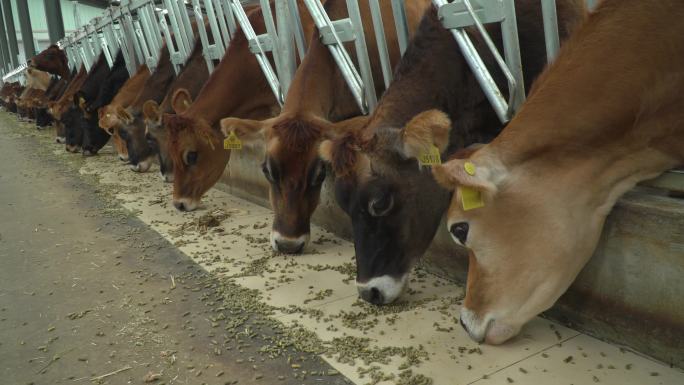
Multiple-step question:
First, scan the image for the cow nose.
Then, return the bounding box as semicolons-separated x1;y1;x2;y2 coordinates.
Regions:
460;317;468;332
119;155;129;162
358;287;384;305
274;239;305;254
173;201;187;212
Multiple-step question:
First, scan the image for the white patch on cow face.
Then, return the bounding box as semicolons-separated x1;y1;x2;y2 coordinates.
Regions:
356;274;409;305
55;136;66;144
270;231;309;254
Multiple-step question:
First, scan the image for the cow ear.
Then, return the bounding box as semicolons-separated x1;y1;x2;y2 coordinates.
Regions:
115;106;133;125
142;100;161;123
432;156;498;194
400;109;451;160
219;117;269;144
318;140;334;163
171;88;193;114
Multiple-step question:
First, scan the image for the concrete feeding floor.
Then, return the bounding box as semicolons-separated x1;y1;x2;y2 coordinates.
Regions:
1;113;683;385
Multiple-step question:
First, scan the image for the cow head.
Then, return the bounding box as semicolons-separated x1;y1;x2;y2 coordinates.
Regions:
220;114;335;254
319;110;452;304
98;106;129;162
165;89;231;212
29;45;68;78
116;107;154;172
63;104;84;153
432;145;603;345
143;100;174;182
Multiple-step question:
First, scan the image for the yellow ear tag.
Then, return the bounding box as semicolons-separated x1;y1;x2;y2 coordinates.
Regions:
224;131;243;150
459;186;485;211
418;145;442;166
464;161;476;176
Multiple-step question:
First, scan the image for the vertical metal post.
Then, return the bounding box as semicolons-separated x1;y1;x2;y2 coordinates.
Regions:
16;0;36;59
1;0;20;67
0;1;12;72
541;0;560;62
345;0;377;111
500;0;525;113
287;0;307;60
368;0;392;89
43;0;66;44
275;0;295;94
390;0;409;55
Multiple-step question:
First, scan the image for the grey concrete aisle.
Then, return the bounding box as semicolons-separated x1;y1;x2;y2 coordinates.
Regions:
0;116;350;384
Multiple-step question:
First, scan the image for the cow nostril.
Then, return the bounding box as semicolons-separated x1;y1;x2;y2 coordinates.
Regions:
359;287;384;305
275;239;305;254
173;201;186;212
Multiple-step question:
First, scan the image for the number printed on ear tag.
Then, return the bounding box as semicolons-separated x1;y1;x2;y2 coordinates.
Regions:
224;131;242;150
459;186;485;211
419;145;442;166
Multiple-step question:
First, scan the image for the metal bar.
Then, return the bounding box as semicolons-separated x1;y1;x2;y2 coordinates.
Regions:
203;0;227;54
159;14;182;74
43;0;66;44
192;2;216;72
230;0;283;104
303;0;366;113
16;0;36;59
390;0;409;55
164;0;190;61
369;0;392;89
1;0;19;67
0;1;12;72
221;0;238;37
287;0;307;60
275;0;296;94
134;20;156;71
345;0;377;111
212;0;232;47
260;0;283;79
541;0;560;62
178;0;196;52
498;0;525;113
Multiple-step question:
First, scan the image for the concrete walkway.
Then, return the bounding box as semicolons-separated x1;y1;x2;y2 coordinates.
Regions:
1;112;682;385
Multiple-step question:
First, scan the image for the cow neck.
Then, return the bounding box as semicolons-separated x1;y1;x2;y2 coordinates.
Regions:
185;27;277;128
131;45;175;112
160;41;209;114
488;0;684;210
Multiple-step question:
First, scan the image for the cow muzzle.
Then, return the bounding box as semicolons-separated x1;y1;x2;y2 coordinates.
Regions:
173;198;199;212
459;307;520;345
356;274;408;305
270;231;308;254
129;156;153;173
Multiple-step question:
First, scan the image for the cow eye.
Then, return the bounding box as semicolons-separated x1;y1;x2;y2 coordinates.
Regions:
449;222;469;245
369;194;393;217
310;162;326;187
184;150;198;166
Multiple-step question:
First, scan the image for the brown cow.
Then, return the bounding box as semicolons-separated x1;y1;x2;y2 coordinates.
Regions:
142;39;211;182
219;0;432;253
99;64;152;162
16;68;52;119
431;0;684;345
114;43;176;172
161;4;290;211
29;45;72;80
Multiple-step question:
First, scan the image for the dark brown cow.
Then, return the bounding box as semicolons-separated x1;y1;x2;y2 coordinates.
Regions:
49;65;88;143
29;45;72;80
317;0;586;304
219;0;432;253
431;0;684;345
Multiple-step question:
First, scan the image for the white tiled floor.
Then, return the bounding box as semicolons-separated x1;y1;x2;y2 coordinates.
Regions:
76;147;683;385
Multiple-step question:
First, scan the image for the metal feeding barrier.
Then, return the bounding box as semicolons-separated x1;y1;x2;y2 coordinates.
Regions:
302;0;411;114
229;0;303;105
